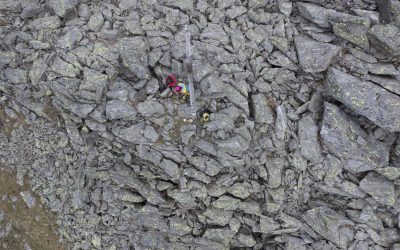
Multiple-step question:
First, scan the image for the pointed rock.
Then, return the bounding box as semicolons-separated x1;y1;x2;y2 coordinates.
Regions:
295;35;341;73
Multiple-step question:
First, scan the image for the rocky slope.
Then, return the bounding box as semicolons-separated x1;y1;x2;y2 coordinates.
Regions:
1;0;400;249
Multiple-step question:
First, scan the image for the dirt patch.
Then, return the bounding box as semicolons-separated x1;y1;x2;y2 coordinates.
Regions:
0;168;69;250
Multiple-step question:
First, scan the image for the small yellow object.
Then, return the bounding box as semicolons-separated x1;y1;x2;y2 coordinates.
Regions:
202;112;210;122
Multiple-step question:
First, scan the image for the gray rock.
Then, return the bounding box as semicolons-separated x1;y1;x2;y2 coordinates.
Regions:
106;100;136;120
268;51;298;70
259;215;280;234
303;206;355;249
248;10;273;24
203;228;235;246
339;180;367;198
21;2;42;19
237;234;256;247
112;166;166;205
279;1;292;17
115;37;150;79
113;123;149;144
217;0;235;9
138;146;163;165
0;51;15;66
51;57;80;78
226;6;247;19
323;155;342;187
332;22;369;49
368;24;400;56
143;125;159;143
159;159;180;179
183;167;210;183
369;76;400;95
88;12;104;32
124;20;144;36
204;208;233;226
19;191;36;208
359;172;396;207
217;135;250;155
376;166;400;180
297;2;332;28
30;40;51;50
265;157;284;188
376;0;400;26
368;63;399;76
325;68;400;132
205;113;235;132
164;0;193;11
227;182;252;199
70;103;96;118
349;48;377;63
5;68;28;84
195;139;218;156
77;3;89;17
31;16;61;30
298;115;322;162
193;60;213;82
148;37;168;48
56;27;82;49
29;58;47;86
167;189;196;208
119;0;138;10
49;0;78;17
295;35;341;73
341;53;400;76
352;9;380;25
321;102;389;173
251;93;275;124
270;36;290;53
200;24;229;45
212;195;240;210
85;119;106;132
253;78;272;93
117;190;145;203
79;68;108;102
169;216;192;236
71;189;88;210
137;100;165;117
359;206;384;231
298;3;370;28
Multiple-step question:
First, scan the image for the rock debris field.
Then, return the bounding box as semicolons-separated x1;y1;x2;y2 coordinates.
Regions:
1;0;400;249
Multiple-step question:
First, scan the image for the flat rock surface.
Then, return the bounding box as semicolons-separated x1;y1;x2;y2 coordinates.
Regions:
325;67;400;132
295;35;341;73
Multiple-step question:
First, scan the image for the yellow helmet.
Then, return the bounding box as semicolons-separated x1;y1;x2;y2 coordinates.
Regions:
202;112;210;122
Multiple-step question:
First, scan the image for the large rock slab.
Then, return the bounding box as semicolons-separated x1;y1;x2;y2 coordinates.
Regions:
332;22;369;49
31;16;61;30
106;100;137;120
298;3;370;28
325;68;400;132
302;206;355;249
295;35;341;73
320;103;389;173
298;115;322;162
48;0;78;17
376;0;400;26
359;172;396;207
113;123;158;144
251;94;275;124
368;24;400;56
164;0;193;11
115;37;150;79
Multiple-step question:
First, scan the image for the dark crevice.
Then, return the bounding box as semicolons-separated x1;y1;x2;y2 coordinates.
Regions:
368;77;400;98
